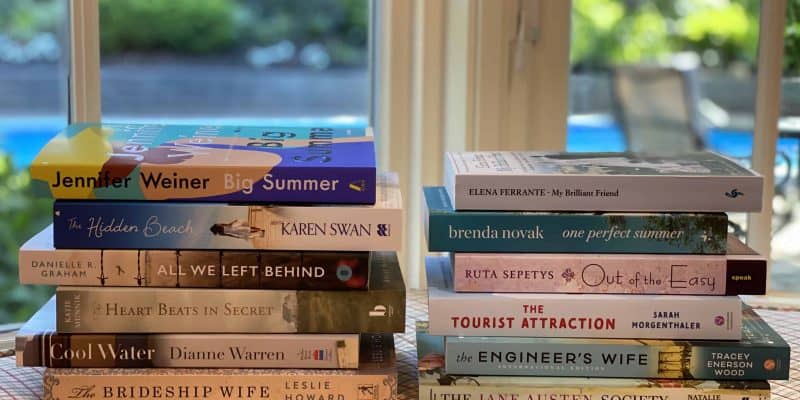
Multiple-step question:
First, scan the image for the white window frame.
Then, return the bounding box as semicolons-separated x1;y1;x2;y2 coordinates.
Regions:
68;0;100;123
747;0;787;293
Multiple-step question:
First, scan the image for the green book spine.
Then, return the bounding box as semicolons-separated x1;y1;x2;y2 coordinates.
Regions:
417;322;771;400
424;186;727;254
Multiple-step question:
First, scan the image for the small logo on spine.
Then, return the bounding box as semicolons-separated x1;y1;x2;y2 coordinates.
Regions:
376;224;391;236
725;188;743;198
313;349;328;360
297;347;333;361
561;268;575;282
358;384;378;400
336;264;353;281
714;315;725;326
369;305;393;317
349;180;366;192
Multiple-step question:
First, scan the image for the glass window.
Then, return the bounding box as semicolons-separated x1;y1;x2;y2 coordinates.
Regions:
0;0;66;323
770;2;800;293
569;0;762;163
98;0;370;127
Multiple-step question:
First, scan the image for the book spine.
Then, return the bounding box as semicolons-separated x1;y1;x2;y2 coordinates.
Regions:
428;292;741;340
45;371;395;400
56;254;405;333
428;212;727;255
443;337;789;380
18;246;104;286
52;200;402;251
195;166;377;204
452;253;766;295
31;124;377;204
445;155;763;212
427;255;741;339
420;384;770;400
18;333;359;369
19;247;370;290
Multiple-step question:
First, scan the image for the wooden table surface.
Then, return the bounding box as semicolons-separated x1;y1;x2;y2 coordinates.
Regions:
1;289;798;399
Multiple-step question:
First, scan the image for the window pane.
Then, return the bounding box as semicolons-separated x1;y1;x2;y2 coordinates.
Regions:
0;0;66;322
770;3;800;294
569;0;761;157
99;0;369;127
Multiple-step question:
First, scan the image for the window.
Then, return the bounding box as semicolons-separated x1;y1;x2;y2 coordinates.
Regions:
0;0;65;322
98;0;369;126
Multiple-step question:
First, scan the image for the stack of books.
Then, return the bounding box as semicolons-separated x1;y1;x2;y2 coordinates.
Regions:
420;151;789;399
16;123;405;399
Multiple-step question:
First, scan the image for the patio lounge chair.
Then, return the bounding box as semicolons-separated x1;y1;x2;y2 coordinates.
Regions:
611;64;793;235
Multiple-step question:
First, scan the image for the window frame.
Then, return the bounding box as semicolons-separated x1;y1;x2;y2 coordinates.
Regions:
747;0;787;293
67;0;100;123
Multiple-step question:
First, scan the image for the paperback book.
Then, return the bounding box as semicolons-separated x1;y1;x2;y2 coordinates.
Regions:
56;252;405;334
43;334;396;400
436;306;788;380
424;186;727;254
53;173;402;251
17;297;360;368
417;322;770;400
30;123;377;204
19;225;370;289
444;150;763;212
426;256;742;340
452;234;766;295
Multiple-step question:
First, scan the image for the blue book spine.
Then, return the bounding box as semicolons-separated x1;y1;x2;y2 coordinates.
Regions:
424;186;727;254
31;124;377;204
52;183;403;251
444;314;790;381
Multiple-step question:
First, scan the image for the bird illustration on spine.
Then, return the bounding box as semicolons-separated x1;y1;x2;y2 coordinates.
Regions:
209;219;265;240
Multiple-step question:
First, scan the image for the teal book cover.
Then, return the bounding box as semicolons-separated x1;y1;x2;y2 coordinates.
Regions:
424;186;727;254
416;322;771;400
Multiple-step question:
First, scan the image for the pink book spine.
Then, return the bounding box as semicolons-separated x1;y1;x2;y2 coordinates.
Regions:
452;253;728;294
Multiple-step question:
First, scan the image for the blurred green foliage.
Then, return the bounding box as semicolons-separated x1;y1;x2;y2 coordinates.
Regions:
99;0;238;55
234;0;367;65
572;0;760;68
786;1;800;74
0;153;53;323
0;0;61;42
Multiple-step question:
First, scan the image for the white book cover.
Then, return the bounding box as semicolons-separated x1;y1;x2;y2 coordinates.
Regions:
444;151;762;212
426;256;742;340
